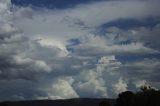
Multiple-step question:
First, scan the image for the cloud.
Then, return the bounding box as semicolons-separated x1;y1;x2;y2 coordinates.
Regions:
48;79;79;99
131;24;160;51
72;56;122;98
135;80;148;88
68;34;158;56
0;79;42;101
113;78;128;94
121;58;160;82
0;55;51;80
0;0;160;101
72;56;160;97
68;0;160;27
73;70;107;98
13;0;160;47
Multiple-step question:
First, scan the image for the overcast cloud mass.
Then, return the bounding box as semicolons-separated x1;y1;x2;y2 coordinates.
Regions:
0;0;160;101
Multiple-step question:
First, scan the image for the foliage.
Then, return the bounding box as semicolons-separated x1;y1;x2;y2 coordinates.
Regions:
115;86;160;106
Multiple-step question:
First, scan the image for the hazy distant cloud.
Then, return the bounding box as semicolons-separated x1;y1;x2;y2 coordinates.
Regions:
121;58;160;82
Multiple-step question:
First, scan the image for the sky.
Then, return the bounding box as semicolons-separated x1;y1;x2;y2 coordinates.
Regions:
0;0;160;101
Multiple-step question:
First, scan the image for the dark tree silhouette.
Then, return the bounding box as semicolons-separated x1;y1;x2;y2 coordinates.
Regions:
115;91;135;106
115;86;160;106
135;86;160;106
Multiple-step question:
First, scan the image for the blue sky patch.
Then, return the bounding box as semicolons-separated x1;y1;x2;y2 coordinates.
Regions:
116;53;160;63
95;18;160;36
12;0;106;9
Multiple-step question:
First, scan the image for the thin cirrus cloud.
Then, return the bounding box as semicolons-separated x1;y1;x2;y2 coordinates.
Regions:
0;0;160;101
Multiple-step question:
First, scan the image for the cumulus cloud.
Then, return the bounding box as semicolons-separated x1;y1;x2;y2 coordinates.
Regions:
72;56;122;98
113;78;128;94
74;70;107;97
46;79;79;99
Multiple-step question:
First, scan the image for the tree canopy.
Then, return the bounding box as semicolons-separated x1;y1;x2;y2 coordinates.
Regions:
115;86;160;106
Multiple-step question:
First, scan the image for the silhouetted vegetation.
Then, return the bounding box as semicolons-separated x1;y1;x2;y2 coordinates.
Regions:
0;102;8;106
115;86;160;106
99;101;111;106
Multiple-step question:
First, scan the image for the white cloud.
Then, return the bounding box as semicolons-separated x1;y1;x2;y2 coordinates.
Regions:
135;80;148;88
13;55;51;72
69;34;158;56
72;56;123;98
113;78;128;94
47;79;79;99
74;70;108;97
68;0;160;27
12;0;160;50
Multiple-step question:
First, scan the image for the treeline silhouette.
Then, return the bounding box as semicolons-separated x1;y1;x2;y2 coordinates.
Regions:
99;85;160;106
